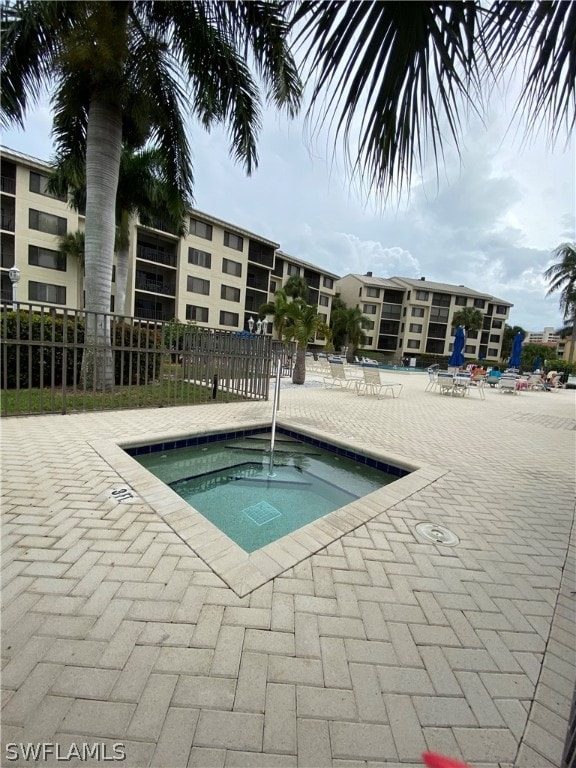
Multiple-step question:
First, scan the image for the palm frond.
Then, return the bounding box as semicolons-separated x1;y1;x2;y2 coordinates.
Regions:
292;1;482;198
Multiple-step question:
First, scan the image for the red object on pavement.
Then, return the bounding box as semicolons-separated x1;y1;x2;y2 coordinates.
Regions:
422;753;472;768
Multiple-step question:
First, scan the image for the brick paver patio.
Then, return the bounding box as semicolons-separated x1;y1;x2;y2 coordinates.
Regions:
1;370;575;768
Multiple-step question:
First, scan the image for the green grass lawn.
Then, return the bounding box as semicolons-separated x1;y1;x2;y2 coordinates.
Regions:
1;378;247;416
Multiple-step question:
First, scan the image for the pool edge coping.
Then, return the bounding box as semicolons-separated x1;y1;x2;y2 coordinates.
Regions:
89;419;448;596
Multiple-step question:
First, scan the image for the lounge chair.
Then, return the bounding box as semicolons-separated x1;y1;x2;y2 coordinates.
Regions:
356;365;402;399
498;376;519;394
322;360;359;389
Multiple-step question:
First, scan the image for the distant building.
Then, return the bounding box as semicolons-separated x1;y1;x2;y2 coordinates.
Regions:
524;327;561;346
336;273;512;362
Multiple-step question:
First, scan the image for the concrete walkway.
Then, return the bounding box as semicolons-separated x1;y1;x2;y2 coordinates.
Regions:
1;370;575;768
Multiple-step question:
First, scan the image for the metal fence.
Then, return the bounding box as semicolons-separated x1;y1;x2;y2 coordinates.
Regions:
1;302;276;417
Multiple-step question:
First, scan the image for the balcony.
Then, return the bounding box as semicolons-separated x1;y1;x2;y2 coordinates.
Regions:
135;272;176;296
1;176;16;195
1;211;15;232
136;243;177;268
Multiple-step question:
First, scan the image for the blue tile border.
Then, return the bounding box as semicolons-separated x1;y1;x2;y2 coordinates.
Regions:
124;425;410;479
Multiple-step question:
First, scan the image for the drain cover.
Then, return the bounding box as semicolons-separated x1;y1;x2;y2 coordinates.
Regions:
415;522;459;546
243;500;282;526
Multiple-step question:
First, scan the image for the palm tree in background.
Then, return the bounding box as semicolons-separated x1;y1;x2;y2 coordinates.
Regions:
330;304;369;363
451;307;483;334
259;289;292;342
51;146;190;316
283;274;310;302
284;301;324;385
292;2;576;197
1;1;301;388
545;242;576;363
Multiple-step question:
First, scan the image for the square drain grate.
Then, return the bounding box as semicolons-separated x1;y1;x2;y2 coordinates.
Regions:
243;500;282;526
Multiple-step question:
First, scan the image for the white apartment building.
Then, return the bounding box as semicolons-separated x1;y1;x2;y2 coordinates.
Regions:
0;147;339;336
336;273;513;362
524;327;561;346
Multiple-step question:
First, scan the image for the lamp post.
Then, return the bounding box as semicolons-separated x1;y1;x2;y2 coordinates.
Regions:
256;318;262;335
8;266;20;310
247;315;254;334
261;317;269;335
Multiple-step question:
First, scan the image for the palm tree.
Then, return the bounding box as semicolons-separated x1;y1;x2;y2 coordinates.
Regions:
292;2;575;197
2;1;301;388
284;274;310;302
451;307;483;333
284;301;324;385
259;289;292;342
330;304;369;363
51;146;189;316
545;242;576;363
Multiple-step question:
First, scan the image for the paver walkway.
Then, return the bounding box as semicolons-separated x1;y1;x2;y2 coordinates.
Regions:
1;371;575;768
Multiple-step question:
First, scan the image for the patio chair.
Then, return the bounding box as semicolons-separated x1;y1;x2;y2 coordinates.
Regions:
322;360;358;389
425;368;439;392
356;365;403;399
436;371;455;395
452;373;472;397
526;373;546;391
498;376;519;394
551;373;565;391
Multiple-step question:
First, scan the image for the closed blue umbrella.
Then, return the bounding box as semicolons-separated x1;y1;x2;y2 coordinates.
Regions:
533;355;542;372
509;331;524;368
448;326;466;367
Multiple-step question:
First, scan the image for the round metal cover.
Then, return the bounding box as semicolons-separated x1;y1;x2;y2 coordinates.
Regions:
415;522;459;546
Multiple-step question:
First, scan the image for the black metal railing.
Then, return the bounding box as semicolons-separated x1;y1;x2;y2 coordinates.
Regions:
1;301;273;416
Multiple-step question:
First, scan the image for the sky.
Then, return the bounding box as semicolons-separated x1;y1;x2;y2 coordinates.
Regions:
2;82;574;333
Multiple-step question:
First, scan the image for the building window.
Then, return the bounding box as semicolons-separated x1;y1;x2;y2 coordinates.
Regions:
189;218;212;240
222;258;242;277
492;319;503;329
473;298;485;309
221;284;241;302
319;295;329;306
270;280;277;293
364;336;373;345
455;296;467;306
29;209;67;236
495;305;507;315
220;310;239;327
319;313;327;323
28;245;66;272
464;345;476;354
28;281;66;305
224;231;243;251
429;306;449;322
186;305;209;322
366;287;380;298
407;339;420;349
409;323;422;333
287;263;300;276
411;307;425;317
416;290;429;301
489;333;500;343
29;172;67;201
467;330;478;339
188;248;211;268
488;347;498;356
187;276;210;295
323;276;334;289
363;303;377;314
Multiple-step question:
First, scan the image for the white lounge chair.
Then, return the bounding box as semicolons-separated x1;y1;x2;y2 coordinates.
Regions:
498;376;519;394
356;366;402;399
322;360;358;389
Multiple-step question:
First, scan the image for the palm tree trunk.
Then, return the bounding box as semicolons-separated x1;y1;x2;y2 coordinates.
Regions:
115;246;129;316
569;310;576;364
292;347;307;385
83;97;122;390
